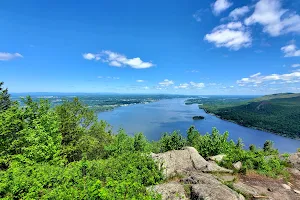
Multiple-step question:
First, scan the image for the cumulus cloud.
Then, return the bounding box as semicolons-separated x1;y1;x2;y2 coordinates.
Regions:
292;64;300;68
136;80;145;83
237;71;300;86
177;83;190;89
83;53;96;60
159;79;174;87
245;0;300;36
83;50;155;69
174;82;205;89
281;43;300;57
212;0;233;15
190;82;205;88
229;6;250;20
0;52;23;61
204;22;252;50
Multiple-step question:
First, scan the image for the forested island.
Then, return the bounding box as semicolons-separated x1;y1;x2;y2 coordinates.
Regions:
192;116;205;120
186;93;300;139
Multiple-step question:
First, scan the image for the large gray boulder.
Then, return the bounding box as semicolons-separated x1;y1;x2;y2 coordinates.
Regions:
288;153;300;170
148;182;188;200
182;173;245;200
151;147;232;178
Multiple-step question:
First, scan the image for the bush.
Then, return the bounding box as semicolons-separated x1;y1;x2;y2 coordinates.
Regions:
183;126;288;178
0;153;163;199
192;127;236;158
160;131;186;152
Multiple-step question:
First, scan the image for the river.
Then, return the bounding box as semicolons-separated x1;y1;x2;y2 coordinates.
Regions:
97;98;300;153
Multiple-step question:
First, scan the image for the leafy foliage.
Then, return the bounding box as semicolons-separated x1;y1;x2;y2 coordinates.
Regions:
187;127;236;158
0;82;163;199
159;131;186;152
0;82;11;112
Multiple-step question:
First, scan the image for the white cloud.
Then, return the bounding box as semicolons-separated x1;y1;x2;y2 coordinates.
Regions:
229;6;250;20
109;60;122;67
281;43;300;57
186;70;199;73
204;22;252;50
237;71;300;86
212;0;233;15
136;80;145;83
178;83;189;89
83;50;155;69
159;79;174;86
193;10;203;22
174;82;205;89
190;81;205;88
245;0;300;36
83;53;97;60
0;52;23;61
97;76;120;80
292;64;300;68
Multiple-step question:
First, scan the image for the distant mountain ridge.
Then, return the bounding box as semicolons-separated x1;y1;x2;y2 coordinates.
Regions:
252;93;300;101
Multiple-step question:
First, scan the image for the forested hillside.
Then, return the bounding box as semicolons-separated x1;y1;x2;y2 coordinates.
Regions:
200;94;300;139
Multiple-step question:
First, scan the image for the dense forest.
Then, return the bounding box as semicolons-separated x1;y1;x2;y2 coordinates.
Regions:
186;94;300;139
0;82;293;199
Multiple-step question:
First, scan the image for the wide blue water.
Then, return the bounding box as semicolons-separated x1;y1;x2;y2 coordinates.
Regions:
98;98;300;153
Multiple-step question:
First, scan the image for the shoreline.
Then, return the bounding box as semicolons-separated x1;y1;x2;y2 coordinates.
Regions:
201;107;300;141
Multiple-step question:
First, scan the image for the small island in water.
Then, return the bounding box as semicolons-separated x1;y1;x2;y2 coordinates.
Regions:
193;116;205;120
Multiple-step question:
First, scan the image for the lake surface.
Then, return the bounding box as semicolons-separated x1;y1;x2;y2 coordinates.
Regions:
98;98;300;153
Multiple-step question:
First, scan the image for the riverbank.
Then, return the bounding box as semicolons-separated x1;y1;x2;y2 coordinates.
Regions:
98;98;300;153
201;106;300;141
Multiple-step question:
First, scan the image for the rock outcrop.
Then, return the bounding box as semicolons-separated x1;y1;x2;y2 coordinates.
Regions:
182;173;245;200
150;147;300;200
288;153;300;170
149;182;188;200
151;147;232;178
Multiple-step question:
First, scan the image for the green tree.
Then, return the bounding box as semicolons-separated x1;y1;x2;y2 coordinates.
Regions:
236;138;244;149
105;129;134;156
55;98;96;162
249;144;256;152
0;82;11;112
134;132;148;152
160;131;186;152
263;140;274;152
187;126;200;146
0;97;62;165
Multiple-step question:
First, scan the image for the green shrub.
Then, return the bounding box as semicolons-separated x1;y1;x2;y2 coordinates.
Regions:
0;153;163;199
160;131;186;152
192;127;236;158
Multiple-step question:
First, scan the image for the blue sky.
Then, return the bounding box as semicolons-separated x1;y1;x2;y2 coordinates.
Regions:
1;0;300;95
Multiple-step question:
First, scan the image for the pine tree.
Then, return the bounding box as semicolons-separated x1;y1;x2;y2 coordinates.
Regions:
0;82;11;111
